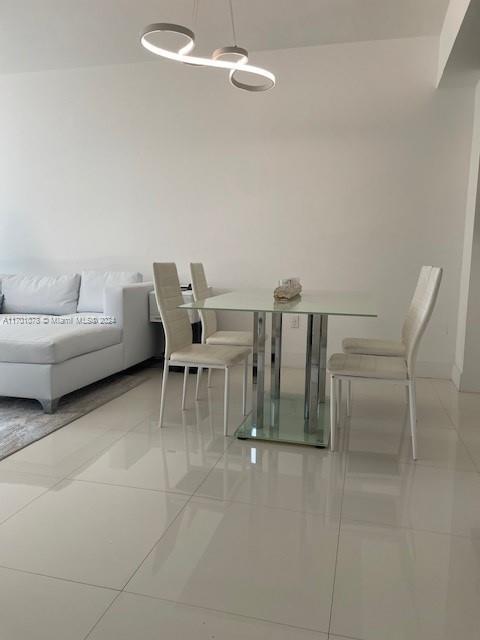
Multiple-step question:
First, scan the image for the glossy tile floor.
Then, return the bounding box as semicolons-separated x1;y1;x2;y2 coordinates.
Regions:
1;367;480;639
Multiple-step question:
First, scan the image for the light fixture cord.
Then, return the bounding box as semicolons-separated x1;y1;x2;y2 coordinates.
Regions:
228;0;237;45
192;0;199;27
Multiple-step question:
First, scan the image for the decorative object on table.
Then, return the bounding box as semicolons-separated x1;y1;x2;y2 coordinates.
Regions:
274;278;302;301
140;0;275;92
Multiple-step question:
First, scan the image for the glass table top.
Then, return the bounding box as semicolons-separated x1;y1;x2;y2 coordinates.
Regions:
180;289;377;317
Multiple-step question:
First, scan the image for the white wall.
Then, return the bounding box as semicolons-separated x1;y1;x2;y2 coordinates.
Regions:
437;0;472;84
0;36;474;374
453;81;480;390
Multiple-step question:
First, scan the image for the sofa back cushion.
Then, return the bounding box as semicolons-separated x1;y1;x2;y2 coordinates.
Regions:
1;273;81;315
77;270;143;312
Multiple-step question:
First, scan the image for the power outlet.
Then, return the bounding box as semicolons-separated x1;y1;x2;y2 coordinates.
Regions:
290;315;300;329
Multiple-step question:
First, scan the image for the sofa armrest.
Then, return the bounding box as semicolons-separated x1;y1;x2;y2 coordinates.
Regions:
104;282;155;369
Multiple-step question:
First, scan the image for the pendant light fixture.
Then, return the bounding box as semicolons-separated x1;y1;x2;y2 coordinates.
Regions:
140;0;275;92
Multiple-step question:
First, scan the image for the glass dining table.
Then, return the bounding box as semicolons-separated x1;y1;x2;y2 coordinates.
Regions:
180;290;377;447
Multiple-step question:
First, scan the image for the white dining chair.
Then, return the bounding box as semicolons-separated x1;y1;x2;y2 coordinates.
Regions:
190;262;254;392
341;265;433;407
328;267;442;460
153;263;250;436
343;266;432;358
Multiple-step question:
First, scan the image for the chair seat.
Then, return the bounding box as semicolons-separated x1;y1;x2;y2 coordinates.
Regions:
206;330;253;347
170;343;250;367
328;353;407;380
342;337;406;357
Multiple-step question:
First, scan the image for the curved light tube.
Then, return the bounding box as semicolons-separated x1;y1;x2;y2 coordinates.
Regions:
141;23;275;92
212;45;249;65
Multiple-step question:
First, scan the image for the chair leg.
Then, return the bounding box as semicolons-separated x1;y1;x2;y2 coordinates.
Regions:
224;367;230;436
408;380;418;460
405;385;409;404
182;366;189;410
208;368;213;387
159;360;169;427
195;367;202;400
346;379;352;417
330;375;336;451
242;359;248;416
337;379;342;424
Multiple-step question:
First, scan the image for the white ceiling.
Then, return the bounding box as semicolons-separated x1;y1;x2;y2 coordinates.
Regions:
0;0;450;75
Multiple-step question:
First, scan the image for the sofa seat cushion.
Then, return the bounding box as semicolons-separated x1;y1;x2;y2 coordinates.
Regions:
0;314;122;364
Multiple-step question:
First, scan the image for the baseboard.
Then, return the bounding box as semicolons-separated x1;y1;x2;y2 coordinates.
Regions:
454;367;480;392
415;361;452;379
451;363;462;390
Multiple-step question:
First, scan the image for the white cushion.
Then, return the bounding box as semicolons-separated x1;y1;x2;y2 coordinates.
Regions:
206;331;253;347
1;274;80;315
342;337;405;357
171;344;250;367
328;353;407;380
77;271;142;312
0;314;122;364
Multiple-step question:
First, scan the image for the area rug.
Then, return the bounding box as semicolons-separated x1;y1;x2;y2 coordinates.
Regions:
0;364;156;462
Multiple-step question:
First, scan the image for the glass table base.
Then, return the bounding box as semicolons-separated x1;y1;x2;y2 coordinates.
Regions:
235;393;330;447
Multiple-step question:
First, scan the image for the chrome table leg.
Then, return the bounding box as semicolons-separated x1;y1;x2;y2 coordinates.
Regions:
252;311;266;428
270;313;282;400
319;314;328;403
304;314;313;419
270;312;283;429
307;314;322;432
305;314;328;433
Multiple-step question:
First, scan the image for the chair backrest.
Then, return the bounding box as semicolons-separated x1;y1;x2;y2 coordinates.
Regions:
401;266;432;346
152;263;192;358
404;266;443;377
190;263;218;341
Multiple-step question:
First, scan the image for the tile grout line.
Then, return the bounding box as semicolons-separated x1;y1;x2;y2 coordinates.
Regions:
0;562;121;592
0;475;67;529
0;411;153;531
115;433;237;594
0;444;233;595
346;380;479;473
64;476;197;497
429;380;480;473
338;516;480;540
118;490;197;592
327;422;349;637
82;590;123;640
123;590;330;636
0;371;156;467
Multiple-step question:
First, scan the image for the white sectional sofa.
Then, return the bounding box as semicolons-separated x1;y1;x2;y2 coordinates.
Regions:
0;271;155;412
